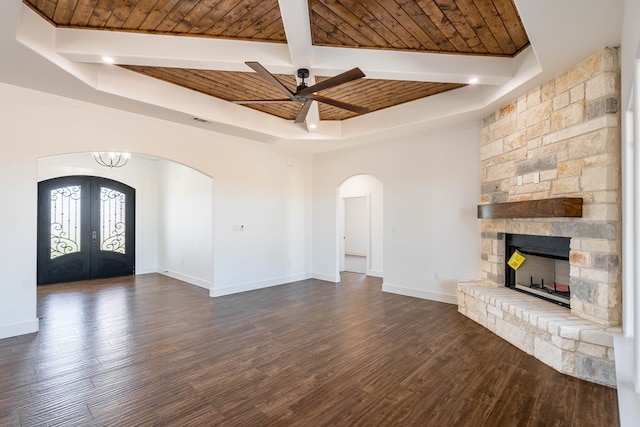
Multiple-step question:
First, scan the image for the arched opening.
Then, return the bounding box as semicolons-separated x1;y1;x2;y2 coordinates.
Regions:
37;152;215;290
338;174;383;278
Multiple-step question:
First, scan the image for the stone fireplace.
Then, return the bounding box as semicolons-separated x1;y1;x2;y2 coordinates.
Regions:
457;48;621;387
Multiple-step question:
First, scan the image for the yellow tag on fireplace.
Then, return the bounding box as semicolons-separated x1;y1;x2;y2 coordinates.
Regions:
507;250;526;270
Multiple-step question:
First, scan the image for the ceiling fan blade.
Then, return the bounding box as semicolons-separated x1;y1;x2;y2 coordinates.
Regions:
294;100;313;123
297;68;365;96
245;61;298;101
232;99;295;104
307;95;369;114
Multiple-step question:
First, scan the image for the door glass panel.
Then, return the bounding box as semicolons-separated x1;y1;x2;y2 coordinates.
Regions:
50;186;82;259
100;187;126;254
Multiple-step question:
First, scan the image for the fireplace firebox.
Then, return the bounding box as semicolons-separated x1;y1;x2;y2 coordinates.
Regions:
505;234;571;308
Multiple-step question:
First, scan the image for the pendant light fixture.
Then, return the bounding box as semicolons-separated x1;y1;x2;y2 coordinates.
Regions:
92;152;130;168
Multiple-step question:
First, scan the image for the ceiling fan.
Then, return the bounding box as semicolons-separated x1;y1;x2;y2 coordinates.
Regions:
234;61;369;124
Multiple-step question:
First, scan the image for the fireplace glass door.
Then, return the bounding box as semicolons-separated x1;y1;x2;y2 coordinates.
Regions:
514;253;570;304
505;234;570;307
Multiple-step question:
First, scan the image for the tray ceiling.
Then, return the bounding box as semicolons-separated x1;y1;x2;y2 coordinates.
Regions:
120;65;465;121
22;0;529;123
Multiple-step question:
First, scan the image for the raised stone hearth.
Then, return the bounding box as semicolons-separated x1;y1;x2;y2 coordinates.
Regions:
459;48;622;387
458;281;618;387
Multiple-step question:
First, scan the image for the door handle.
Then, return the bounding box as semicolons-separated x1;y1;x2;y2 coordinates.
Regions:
92;231;97;243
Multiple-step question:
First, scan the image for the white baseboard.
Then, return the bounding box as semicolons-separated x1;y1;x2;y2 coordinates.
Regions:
159;269;211;290
312;272;340;283
210;273;312;297
367;269;383;278
382;283;457;305
0;318;39;340
135;267;158;275
614;334;640;426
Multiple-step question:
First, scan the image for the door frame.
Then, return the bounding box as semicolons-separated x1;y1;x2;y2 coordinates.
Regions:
339;193;370;274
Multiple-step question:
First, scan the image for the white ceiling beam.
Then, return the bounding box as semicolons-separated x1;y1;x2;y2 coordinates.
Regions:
277;0;319;130
55;28;293;73
277;0;313;69
311;46;514;85
54;26;516;86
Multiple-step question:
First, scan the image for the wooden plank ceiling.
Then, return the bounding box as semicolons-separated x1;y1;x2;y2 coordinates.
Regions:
23;0;529;122
310;0;529;56
23;0;287;42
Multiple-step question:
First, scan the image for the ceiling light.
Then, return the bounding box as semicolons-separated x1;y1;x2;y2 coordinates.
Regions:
101;56;115;64
468;77;479;84
308;123;317;130
93;152;130;168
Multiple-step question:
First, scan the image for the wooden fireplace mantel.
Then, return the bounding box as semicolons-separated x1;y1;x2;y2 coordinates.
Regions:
477;197;583;219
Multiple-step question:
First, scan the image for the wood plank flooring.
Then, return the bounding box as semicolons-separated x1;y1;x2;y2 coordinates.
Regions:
0;273;619;426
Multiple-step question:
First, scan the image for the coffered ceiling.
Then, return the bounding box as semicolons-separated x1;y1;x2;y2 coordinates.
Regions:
22;0;526;122
4;0;624;148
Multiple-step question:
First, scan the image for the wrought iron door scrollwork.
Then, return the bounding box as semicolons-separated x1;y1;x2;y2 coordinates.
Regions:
100;187;126;254
50;185;81;259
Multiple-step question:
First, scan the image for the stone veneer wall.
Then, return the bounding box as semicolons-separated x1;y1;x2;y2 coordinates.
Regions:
478;47;621;326
457;48;621;387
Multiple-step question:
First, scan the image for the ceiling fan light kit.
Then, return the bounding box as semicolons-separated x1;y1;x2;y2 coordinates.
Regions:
237;62;369;124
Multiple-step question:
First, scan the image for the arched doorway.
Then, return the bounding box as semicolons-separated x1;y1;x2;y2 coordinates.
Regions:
338;174;383;277
37;175;135;285
36;153;215;290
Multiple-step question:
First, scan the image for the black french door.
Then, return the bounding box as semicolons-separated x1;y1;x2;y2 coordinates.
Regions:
37;176;135;285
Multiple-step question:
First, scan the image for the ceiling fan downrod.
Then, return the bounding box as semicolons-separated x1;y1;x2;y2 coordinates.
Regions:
296;68;310;93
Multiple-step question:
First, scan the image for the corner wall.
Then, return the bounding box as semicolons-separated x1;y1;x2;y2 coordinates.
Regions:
313;124;481;303
158;160;213;288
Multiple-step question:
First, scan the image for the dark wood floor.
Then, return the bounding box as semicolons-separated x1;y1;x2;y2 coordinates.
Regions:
0;273;619;426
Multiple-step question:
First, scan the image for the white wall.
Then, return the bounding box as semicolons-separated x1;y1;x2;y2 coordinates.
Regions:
157;160;213;288
339;174;384;276
618;0;640;406
0;81;312;339
211;151;312;296
313;124;481;303
0;110;39;338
